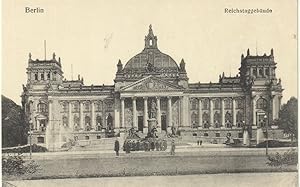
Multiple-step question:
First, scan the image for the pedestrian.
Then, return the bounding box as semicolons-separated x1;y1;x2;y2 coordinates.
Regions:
197;140;200;146
114;139;120;156
200;140;203;146
125;140;130;154
170;139;176;155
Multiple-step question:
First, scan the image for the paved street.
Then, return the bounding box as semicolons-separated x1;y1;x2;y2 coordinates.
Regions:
5;172;298;187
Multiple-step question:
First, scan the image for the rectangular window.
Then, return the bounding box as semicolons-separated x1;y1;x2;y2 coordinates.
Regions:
238;133;243;138
215;133;220;137
97;135;101;139
41;73;44;80
85;136;89;140
37;137;45;143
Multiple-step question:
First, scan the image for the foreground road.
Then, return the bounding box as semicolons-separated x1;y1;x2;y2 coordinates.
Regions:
6;172;297;187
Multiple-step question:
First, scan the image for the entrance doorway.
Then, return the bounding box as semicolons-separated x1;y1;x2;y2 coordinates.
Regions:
161;115;167;131
138;116;144;132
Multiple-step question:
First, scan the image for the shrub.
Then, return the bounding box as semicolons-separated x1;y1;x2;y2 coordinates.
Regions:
2;144;47;154
2;154;40;176
267;148;298;167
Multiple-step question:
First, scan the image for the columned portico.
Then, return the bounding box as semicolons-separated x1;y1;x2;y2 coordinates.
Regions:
79;101;84;129
232;98;236;127
221;98;225;127
167;96;172;127
91;101;95;130
68;101;73;129
198;98;202;128
121;98;125;128
209;98;213;127
132;97;137;128
143;97;148;129
252;97;256;126
156;97;161;131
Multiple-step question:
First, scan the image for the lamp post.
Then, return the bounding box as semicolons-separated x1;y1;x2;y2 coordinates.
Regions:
29;119;33;159
264;114;268;155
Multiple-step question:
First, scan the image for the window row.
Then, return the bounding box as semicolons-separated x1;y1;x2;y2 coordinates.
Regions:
33;72;57;81
191;111;244;128
60;101;113;112
190;98;244;110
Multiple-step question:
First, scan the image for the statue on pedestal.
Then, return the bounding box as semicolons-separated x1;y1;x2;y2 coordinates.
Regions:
149;99;157;119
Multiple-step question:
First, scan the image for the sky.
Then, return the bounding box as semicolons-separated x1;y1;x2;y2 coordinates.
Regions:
2;0;297;105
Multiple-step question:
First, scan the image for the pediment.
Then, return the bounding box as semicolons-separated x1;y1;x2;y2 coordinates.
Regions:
120;76;183;92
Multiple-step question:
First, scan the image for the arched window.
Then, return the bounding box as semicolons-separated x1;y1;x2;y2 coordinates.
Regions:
47;72;51;80
214;112;221;128
214;99;220;109
62;102;68;112
191;99;198;110
85;116;91;131
149;39;153;46
34;73;38;80
259;68;264;77
96;102;102;112
202;112;209;128
96;115;102;131
62;116;68;126
84;102;90;112
74;115;79;130
224;99;232;109
265;68;269;77
191;112;198;128
38;102;47;113
41;73;44;80
73;102;79;112
225;112;232;128
256;98;268;109
236;111;244;127
202;99;209;110
253;68;257;77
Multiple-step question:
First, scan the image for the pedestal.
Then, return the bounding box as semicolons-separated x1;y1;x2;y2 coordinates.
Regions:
147;118;157;132
256;128;264;144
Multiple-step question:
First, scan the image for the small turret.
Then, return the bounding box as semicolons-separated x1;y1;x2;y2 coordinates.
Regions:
180;59;186;72
117;59;123;72
247;49;250;56
270;48;274;56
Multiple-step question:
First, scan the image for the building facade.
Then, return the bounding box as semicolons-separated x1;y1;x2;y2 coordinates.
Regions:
22;25;283;150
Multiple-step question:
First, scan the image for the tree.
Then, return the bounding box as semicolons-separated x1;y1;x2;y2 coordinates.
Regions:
275;97;298;141
2;95;28;147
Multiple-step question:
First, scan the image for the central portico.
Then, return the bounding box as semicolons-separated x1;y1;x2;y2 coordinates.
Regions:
118;75;186;134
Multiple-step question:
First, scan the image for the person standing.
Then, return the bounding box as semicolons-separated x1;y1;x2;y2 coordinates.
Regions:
114;139;120;156
170;139;176;155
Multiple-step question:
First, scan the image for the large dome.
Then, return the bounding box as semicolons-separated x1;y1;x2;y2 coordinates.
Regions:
115;25;188;82
123;25;180;75
123;48;179;72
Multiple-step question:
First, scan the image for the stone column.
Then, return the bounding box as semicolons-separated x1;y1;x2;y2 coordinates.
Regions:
48;100;52;130
143;97;148;127
80;101;84;130
272;95;276;120
180;96;184;127
121;98;125;128
209;98;214;127
36;120;40;131
252;97;256;126
156;97;161;130
232;98;236;127
132;97;137;128
167;96;172;127
102;100;106;128
198;98;202;128
68;101;73;130
91;101;95;130
221;98;225;127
